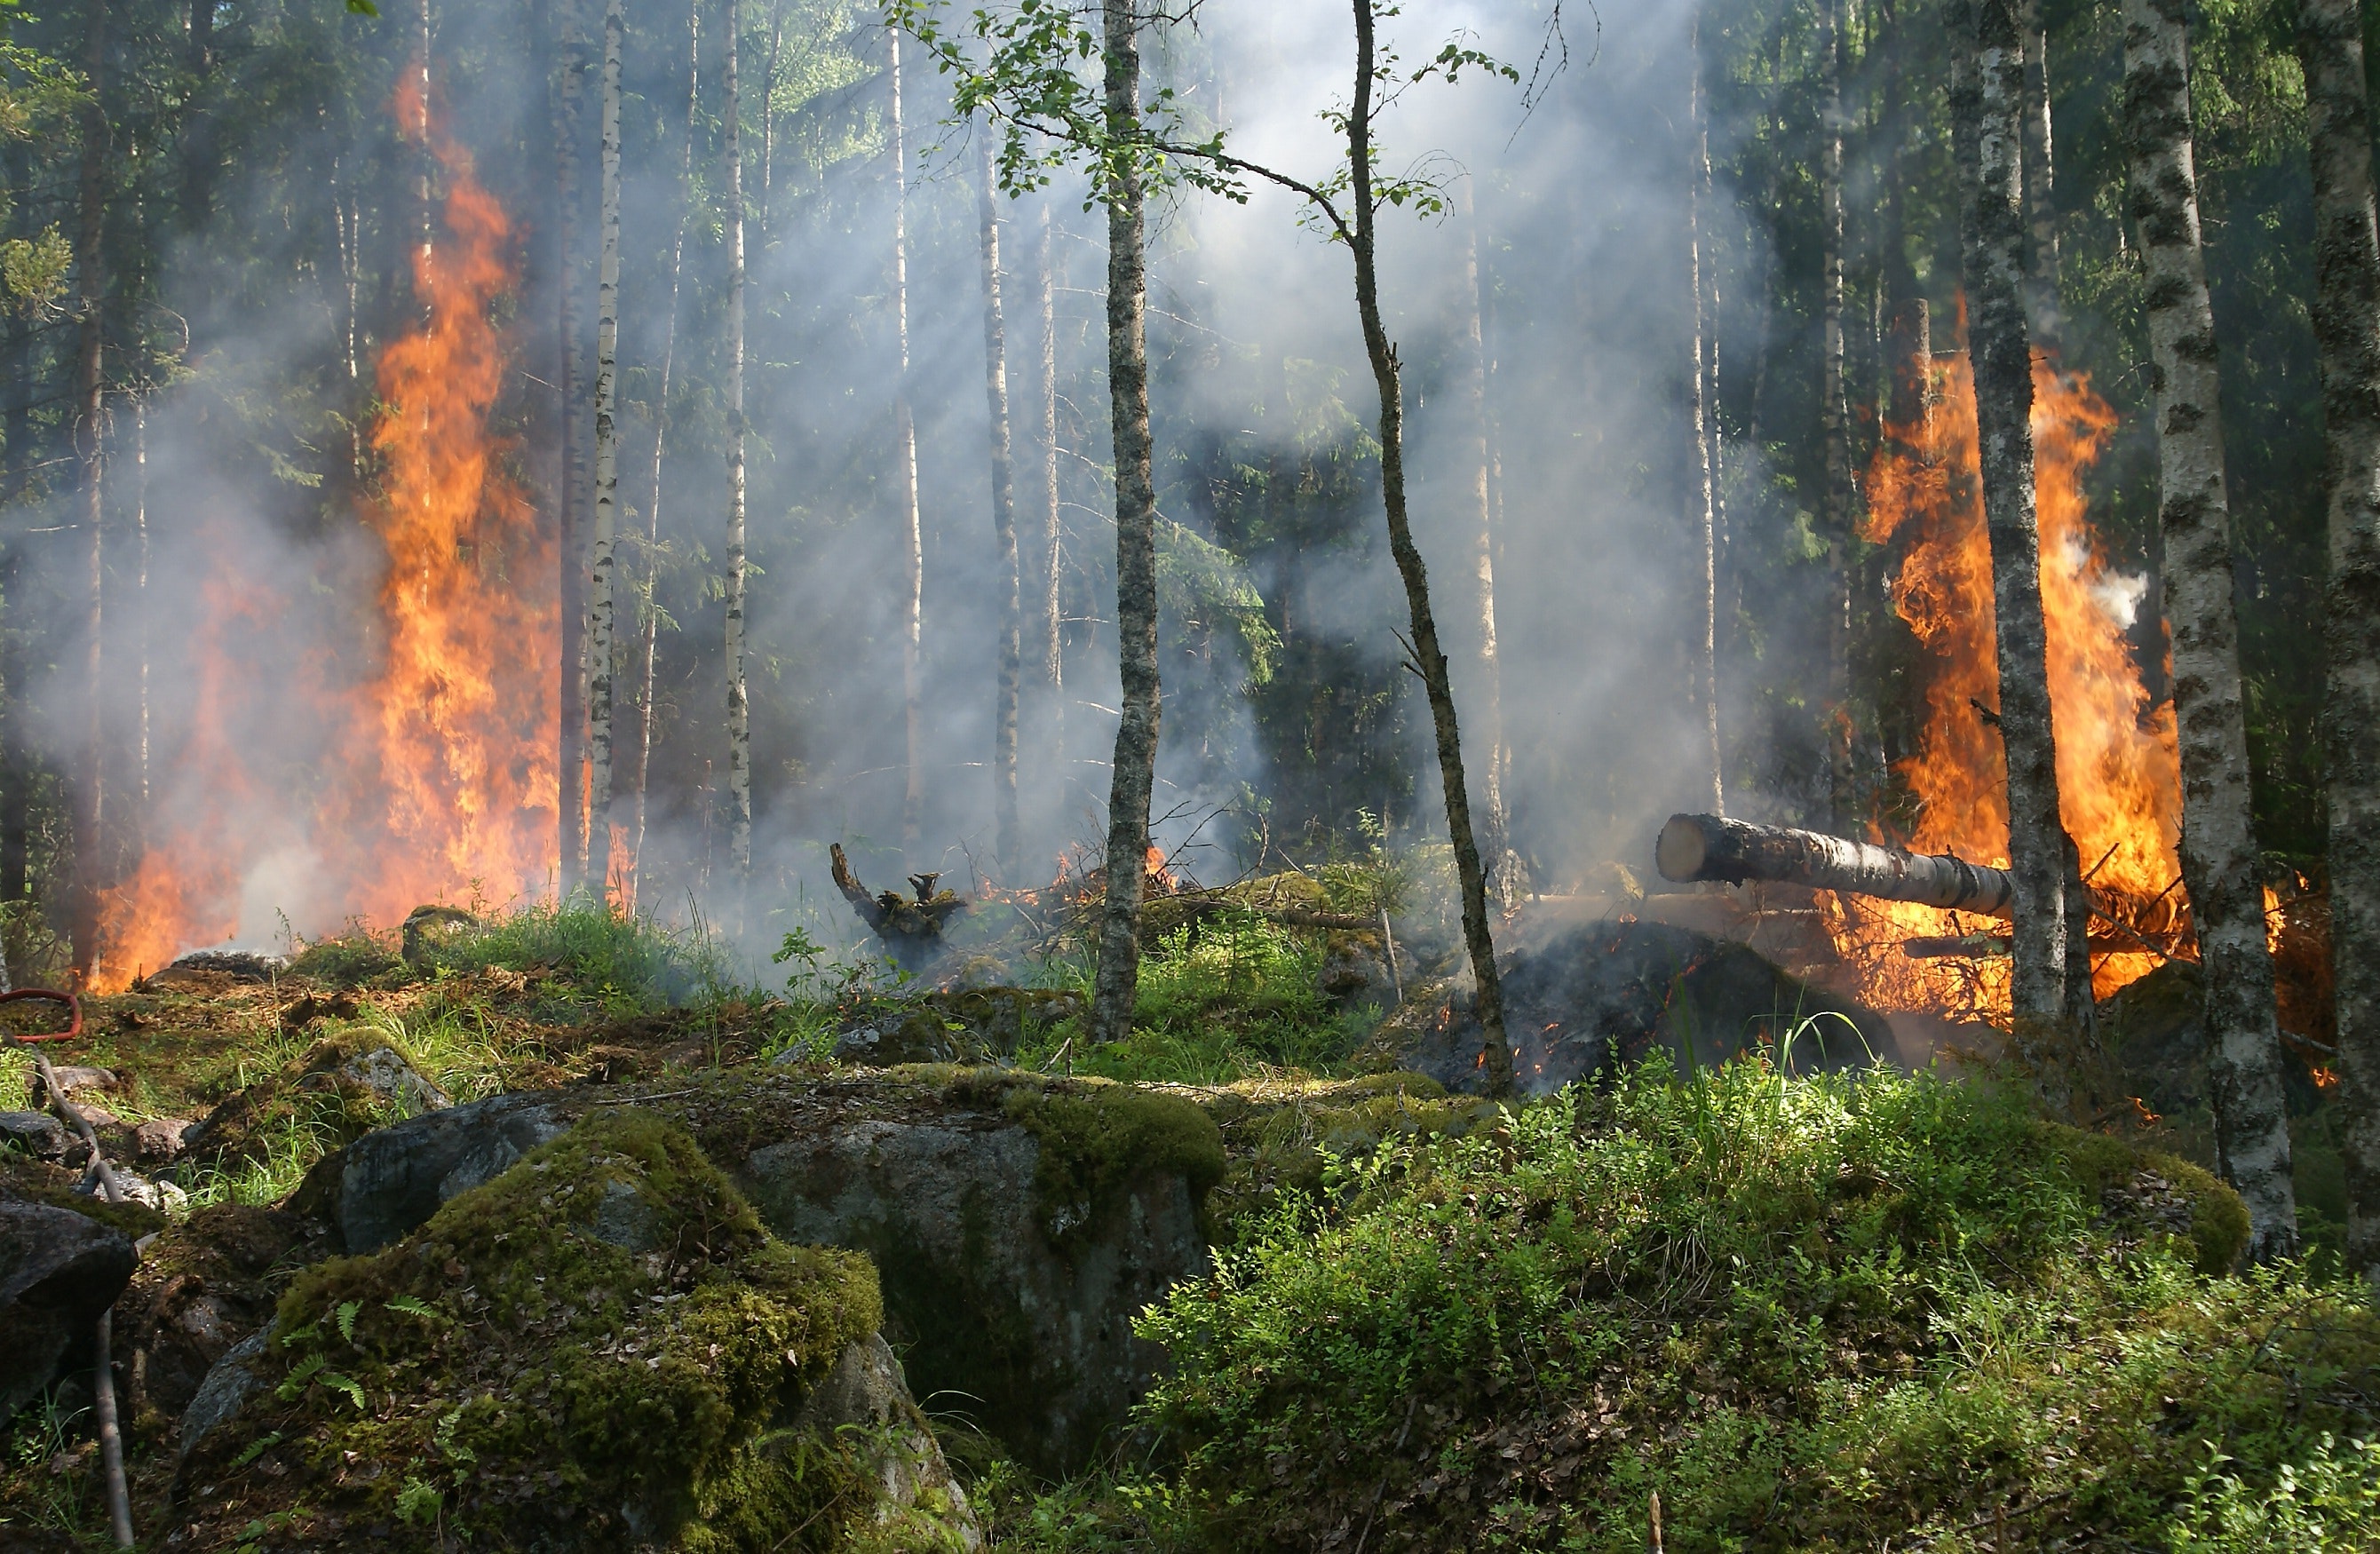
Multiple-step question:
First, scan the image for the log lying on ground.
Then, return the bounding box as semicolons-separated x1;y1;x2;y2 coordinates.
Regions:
1656;813;2016;919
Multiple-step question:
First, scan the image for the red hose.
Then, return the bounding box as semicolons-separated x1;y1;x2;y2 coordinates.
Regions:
0;987;83;1043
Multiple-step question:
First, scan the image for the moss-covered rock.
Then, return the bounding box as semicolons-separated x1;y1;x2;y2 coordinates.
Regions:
116;1205;335;1426
2045;1121;2252;1274
180;1035;448;1170
170;1111;974;1552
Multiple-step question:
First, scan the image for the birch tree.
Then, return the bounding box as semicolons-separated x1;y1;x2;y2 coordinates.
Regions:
980;133;1023;882
2297;0;2380;1280
1950;0;2075;1094
585;0;623;902
1035;200;1065;768
1687;7;1721;818
2016;0;2061;349
2121;0;2297;1260
891;24;925;867
1456;180;1515;894
69;0;106;980
557;0;591;894
725;0;752;879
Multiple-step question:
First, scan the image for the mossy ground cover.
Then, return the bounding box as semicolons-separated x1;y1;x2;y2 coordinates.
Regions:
172;1111;901;1552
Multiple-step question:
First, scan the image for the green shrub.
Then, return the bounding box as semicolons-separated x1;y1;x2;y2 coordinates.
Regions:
1130;1061;2376;1552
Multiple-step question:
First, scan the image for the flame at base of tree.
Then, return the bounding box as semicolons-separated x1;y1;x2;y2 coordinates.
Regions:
88;77;555;991
1829;338;2186;1022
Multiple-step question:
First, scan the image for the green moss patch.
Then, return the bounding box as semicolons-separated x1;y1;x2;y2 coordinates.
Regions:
171;1111;892;1552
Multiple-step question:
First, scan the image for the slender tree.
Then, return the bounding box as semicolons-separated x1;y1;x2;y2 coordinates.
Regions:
725;0;752;879
2297;0;2380;1279
980;133;1022;881
586;0;623;900
1951;0;2074;1091
890;26;925;867
1036;200;1065;772
556;0;591;893
1687;9;1722;818
2121;0;2297;1258
1087;0;1161;1047
69;0;107;981
631;0;699;908
1819;0;1854;830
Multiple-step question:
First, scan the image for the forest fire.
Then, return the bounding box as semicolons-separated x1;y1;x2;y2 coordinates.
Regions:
1836;345;2185;1021
86;83;553;990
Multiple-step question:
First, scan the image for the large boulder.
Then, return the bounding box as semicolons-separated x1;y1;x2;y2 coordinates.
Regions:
171;1110;977;1552
1370;919;1902;1096
310;1068;1224;1475
115;1204;335;1423
0;1199;139;1423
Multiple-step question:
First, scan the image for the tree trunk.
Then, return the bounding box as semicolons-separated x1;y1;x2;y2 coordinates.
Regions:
890;26;924;867
979;136;1022;882
1687;8;1723;820
1456;181;1515;900
2017;0;2063;351
1658;813;2018;915
1088;0;1162;1049
631;0;699;909
1036;201;1066;767
725;0;752;878
2297;0;2380;1279
586;0;623;902
1954;0;2075;1093
1346;0;1511;1096
556;0;590;894
1819;0;1855;831
69;0;107;984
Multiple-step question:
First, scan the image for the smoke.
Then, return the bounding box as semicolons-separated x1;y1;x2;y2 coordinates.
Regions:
22;0;1782;975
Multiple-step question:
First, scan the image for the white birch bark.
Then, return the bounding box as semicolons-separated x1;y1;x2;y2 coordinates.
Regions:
1820;0;1855;829
980;135;1022;881
891;25;924;867
1688;8;1722;819
1037;202;1066;765
2122;0;2297;1259
2297;0;2380;1279
586;0;623;901
2017;0;2063;350
725;0;752;878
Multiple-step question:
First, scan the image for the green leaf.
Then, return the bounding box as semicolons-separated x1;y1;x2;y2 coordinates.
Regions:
345;0;379;14
275;1352;327;1400
385;1296;439;1320
321;1371;369;1411
336;1300;361;1343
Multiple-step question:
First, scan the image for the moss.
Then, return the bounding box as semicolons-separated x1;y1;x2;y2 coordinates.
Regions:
2043;1122;2253;1274
0;1154;169;1240
1185;1072;1489;1237
992;1078;1226;1246
173;1111;889;1552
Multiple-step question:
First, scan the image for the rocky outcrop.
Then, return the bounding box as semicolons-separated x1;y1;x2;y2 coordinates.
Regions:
117;1205;333;1423
171;1111;978;1552
306;1067;1223;1475
181;1036;451;1169
1371;919;1902;1096
0;1200;138;1423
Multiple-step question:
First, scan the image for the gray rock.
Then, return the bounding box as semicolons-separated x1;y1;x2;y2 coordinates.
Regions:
177;1329;269;1464
85;1169;186;1215
0;1110;70;1162
36;1066;115;1103
328;1091;567;1253
796;1334;981;1550
134;1117;196;1162
329;1045;452;1114
0;1201;138;1423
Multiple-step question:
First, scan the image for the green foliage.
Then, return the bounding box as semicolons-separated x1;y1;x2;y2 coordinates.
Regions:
2166;1435;2380;1552
1124;1063;2370;1551
994;1078;1226;1244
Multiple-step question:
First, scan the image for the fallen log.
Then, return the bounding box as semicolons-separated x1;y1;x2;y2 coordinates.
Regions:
1655;813;2015;919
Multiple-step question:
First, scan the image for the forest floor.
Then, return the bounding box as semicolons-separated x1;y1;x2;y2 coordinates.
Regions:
3;896;2376;1551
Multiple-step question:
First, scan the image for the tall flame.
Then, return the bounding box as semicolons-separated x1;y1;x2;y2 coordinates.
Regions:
87;75;554;990
1833;338;2184;1018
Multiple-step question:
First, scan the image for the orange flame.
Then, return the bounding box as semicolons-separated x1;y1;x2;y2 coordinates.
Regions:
1831;338;2183;1019
88;72;554;990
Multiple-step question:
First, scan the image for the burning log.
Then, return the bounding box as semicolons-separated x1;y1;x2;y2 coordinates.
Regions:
829;843;967;971
1656;813;2015;919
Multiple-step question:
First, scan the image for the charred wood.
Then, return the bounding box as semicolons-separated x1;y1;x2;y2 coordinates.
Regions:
1657;813;2015;917
829;843;966;971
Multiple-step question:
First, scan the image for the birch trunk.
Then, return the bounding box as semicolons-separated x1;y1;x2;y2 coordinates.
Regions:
1688;9;1722;819
891;26;924;866
978;139;1023;881
1037;202;1066;764
1956;0;2074;1089
631;0;698;908
2122;0;2297;1259
725;0;752;878
1456;181;1514;896
1088;0;1162;1049
1819;0;1855;830
2017;0;2063;350
69;0;107;982
1346;0;1511;1095
2297;0;2380;1279
556;0;590;893
586;0;623;902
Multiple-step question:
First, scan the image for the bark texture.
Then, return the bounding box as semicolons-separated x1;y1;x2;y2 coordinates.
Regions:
2121;0;2297;1258
891;27;924;866
980;136;1022;882
725;1;752;877
69;0;107;981
1088;0;1162;1050
586;0;623;900
2297;0;2380;1279
1820;0;1854;829
2017;0;2063;349
557;0;591;893
1956;0;2073;1088
1036;202;1065;761
1657;813;2018;916
1687;11;1722;818
1345;0;1511;1095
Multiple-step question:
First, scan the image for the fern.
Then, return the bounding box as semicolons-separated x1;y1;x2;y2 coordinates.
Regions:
335;1300;361;1343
